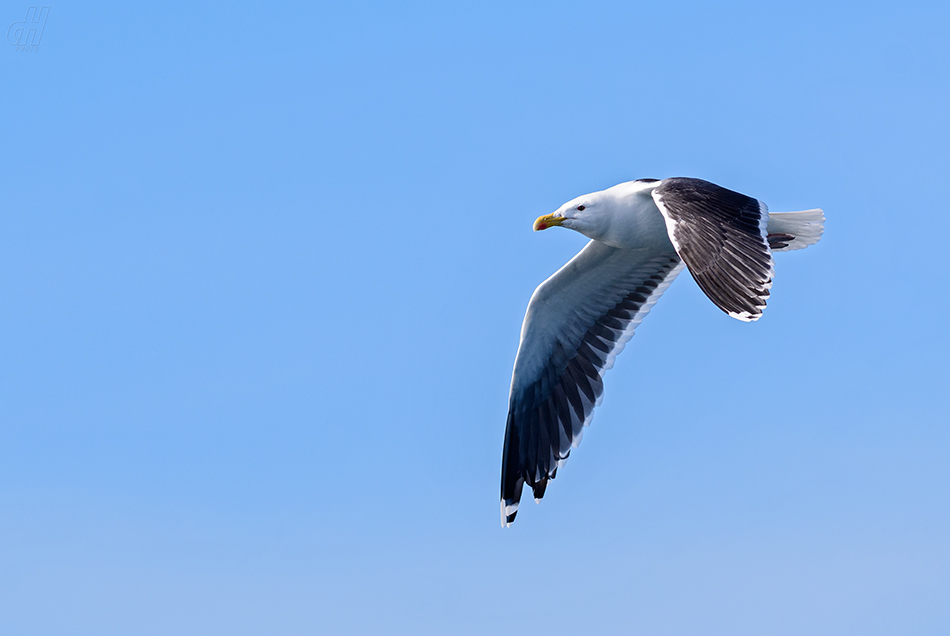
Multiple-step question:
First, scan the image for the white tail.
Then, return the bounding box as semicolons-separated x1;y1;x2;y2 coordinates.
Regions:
766;208;825;252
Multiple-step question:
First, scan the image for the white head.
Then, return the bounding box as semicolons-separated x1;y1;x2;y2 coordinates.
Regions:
532;191;606;235
532;180;660;245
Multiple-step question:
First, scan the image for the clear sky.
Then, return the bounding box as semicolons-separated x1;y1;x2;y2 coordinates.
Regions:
2;1;949;634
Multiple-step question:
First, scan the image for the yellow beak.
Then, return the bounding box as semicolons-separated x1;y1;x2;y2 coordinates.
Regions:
533;214;564;231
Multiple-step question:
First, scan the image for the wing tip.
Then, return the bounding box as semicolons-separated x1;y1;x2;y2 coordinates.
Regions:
501;500;519;527
501;476;551;526
728;300;768;322
728;310;763;322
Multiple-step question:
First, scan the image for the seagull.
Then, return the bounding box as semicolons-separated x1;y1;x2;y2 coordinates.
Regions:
501;177;824;526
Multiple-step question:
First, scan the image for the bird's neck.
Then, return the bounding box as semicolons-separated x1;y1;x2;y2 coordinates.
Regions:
585;184;671;250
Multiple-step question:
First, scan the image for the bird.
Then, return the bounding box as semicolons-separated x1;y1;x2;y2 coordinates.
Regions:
500;177;824;526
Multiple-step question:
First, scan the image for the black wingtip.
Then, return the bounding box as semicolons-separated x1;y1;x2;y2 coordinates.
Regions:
501;498;520;527
531;477;549;500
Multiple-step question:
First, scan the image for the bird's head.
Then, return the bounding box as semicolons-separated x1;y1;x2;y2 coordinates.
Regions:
532;181;660;248
533;193;603;235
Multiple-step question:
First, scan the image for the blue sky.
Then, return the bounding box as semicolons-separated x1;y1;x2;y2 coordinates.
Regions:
2;1;949;634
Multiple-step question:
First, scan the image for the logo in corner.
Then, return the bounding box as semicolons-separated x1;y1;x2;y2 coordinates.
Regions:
8;6;49;52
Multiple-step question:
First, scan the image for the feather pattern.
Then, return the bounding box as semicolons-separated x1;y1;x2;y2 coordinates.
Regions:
501;241;683;525
652;178;774;322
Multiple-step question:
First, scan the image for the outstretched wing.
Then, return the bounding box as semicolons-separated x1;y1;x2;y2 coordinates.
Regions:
501;240;683;526
652;178;774;322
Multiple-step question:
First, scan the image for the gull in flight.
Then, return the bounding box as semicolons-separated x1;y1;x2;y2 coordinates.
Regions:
501;177;824;526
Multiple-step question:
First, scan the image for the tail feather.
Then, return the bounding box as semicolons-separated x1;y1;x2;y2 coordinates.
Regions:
766;209;824;252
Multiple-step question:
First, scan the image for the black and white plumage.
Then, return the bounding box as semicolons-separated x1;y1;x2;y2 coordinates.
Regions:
501;177;823;526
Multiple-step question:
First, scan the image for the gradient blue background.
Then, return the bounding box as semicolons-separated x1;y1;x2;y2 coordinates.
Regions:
2;1;949;634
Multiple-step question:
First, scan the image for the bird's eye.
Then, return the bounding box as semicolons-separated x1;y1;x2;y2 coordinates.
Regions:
577;205;585;211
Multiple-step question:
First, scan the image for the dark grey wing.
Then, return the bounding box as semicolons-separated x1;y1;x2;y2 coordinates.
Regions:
502;240;683;526
651;177;774;322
